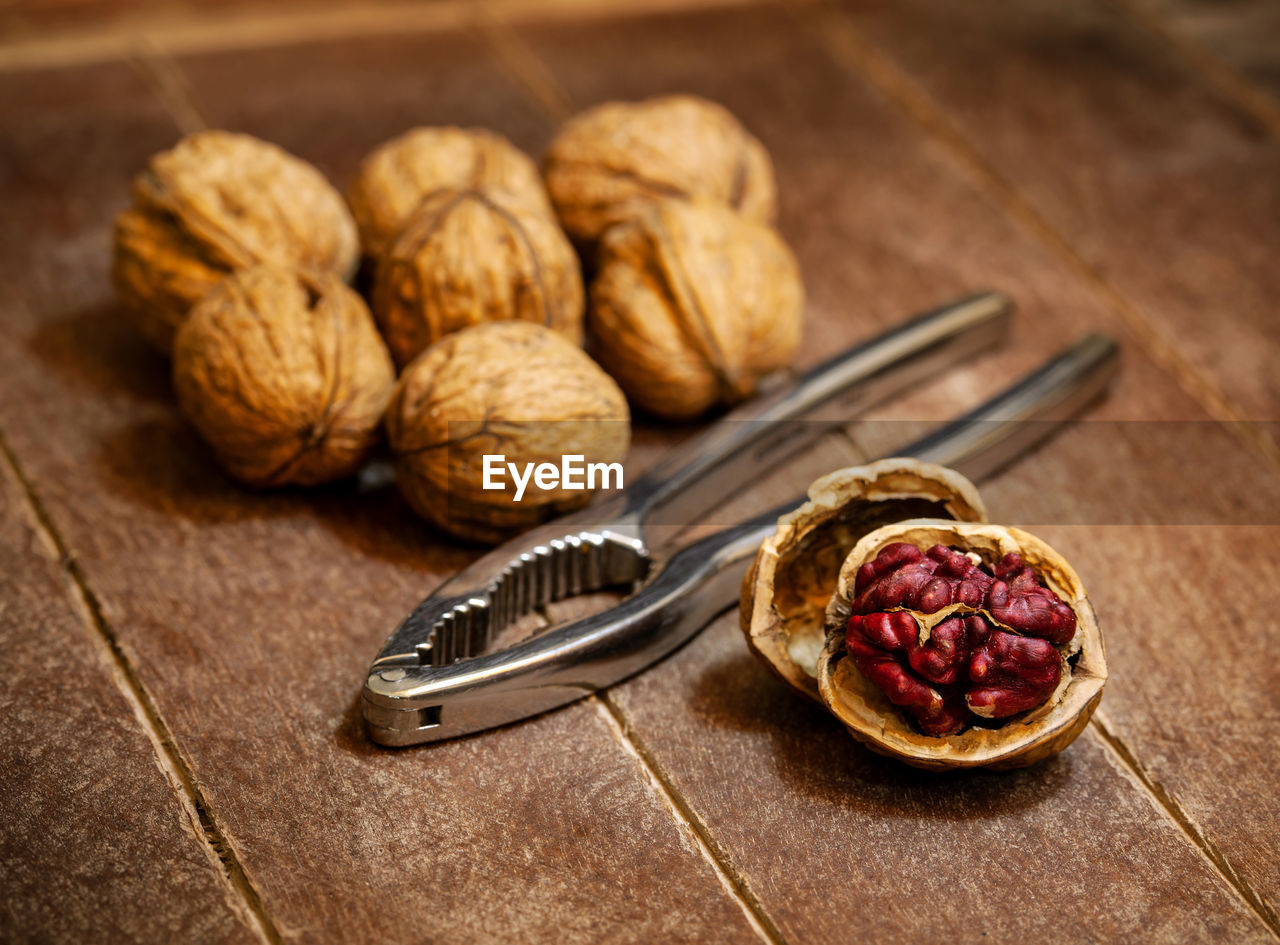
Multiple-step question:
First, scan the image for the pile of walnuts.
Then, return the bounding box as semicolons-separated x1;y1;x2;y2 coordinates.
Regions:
112;95;804;542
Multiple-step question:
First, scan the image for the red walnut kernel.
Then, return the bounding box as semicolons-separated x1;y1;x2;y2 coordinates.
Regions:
845;609;1063;734
845;540;1072;735
989;553;1077;644
911;614;984;685
845;612;972;736
967;629;1062;718
820;519;1107;771
852;542;993;613
853;546;1076;642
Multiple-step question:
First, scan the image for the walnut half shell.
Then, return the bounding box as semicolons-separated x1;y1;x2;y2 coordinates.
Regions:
819;520;1107;770
740;459;986;701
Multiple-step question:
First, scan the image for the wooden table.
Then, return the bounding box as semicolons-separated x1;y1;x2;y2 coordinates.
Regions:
2;1;1278;942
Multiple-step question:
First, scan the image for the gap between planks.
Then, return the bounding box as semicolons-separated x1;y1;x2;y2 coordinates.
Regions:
790;0;1280;475
0;428;286;945
128;40;210;135
592;693;790;945
1104;0;1280;143
525;603;788;943
1091;710;1280;939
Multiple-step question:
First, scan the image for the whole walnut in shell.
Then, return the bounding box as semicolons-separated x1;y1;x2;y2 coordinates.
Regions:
173;266;394;487
347;126;553;260
386;322;629;544
113;131;359;353
820;519;1107;770
741;459;987;702
590;199;803;419
371;187;584;369
544;94;776;247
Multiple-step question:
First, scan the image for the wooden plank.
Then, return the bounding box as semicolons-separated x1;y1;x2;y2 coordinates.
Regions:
3;6;1276;943
0;448;257;941
0;0;358;43
803;0;1280;918
611;616;1272;944
503;3;1280;939
820;0;1280;442
0;0;153;37
0;48;768;945
1038;524;1280;908
1129;0;1280;102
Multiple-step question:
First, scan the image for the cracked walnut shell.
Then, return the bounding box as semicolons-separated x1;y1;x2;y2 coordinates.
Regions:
544;94;776;247
820;520;1107;770
371;187;585;369
386;322;629;544
590;199;803;419
740;459;987;703
172;266;394;487
113;131;359;353
347;126;553;260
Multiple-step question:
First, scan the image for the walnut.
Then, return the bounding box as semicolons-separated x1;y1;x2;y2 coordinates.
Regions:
819;519;1106;770
589;199;803;419
371;187;585;369
386;322;629;544
347;126;553;260
543;94;776;247
112;131;359;354
742;459;1106;770
172;266;394;487
741;459;987;702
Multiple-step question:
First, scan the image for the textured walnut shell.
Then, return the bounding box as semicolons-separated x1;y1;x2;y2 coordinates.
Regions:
348;126;553;260
386;322;629;544
112;131;359;353
371;188;585;369
590;199;802;419
820;520;1107;771
172;266;394;487
544;94;776;247
740;460;986;702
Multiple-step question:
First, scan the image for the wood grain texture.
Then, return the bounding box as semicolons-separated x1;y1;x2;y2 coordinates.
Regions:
610;616;1272;944
824;0;1280;436
1132;0;1280;100
0;448;256;943
173;26;551;185
0;0;360;40
791;0;1280;915
0;44;767;945
1038;524;1280;910
1;2;1278;942
505;3;1280;938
